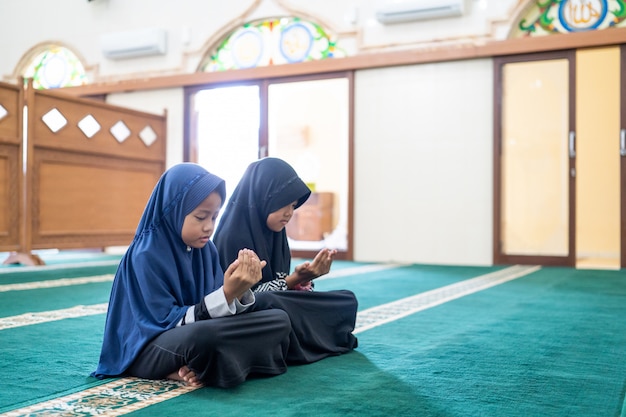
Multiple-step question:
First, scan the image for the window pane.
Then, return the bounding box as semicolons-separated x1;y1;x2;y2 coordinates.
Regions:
24;47;87;89
195;85;260;227
202;17;345;72
268;78;349;251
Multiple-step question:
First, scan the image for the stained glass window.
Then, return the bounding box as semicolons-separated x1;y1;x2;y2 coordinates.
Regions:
512;0;626;37
23;46;88;89
202;17;346;72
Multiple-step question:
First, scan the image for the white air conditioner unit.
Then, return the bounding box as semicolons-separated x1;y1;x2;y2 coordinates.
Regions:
376;0;465;24
100;28;168;60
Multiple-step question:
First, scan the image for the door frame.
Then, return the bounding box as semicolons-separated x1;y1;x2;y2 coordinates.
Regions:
183;71;355;261
619;44;626;268
493;50;577;267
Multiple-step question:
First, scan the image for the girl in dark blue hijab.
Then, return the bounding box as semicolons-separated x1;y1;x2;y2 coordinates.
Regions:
93;163;291;388
213;157;358;364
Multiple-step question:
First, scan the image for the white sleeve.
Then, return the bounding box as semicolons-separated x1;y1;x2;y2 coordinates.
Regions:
175;287;256;326
205;287;255;317
235;289;255;312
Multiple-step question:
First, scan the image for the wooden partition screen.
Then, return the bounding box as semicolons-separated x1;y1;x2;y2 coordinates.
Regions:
23;84;166;253
0;82;23;253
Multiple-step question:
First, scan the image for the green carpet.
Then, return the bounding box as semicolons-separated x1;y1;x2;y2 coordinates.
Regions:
353;267;626;416
0;258;624;416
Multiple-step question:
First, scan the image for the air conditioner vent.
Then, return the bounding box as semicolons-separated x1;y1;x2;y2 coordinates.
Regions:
376;0;465;24
100;28;168;60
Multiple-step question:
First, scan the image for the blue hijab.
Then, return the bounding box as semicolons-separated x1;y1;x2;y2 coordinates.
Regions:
213;157;310;284
93;163;226;378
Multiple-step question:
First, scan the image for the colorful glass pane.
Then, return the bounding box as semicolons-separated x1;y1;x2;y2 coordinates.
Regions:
513;0;626;37
203;17;346;72
23;46;88;89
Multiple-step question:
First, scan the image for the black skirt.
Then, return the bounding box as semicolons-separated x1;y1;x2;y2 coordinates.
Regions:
252;289;359;364
128;289;358;388
128;308;291;388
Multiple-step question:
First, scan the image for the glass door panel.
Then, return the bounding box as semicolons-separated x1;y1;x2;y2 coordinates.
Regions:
576;47;621;269
189;75;353;259
500;59;571;259
194;85;260;227
267;78;350;253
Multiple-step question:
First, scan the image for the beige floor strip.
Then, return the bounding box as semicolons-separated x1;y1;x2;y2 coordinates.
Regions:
0;304;109;331
316;263;405;281
0;378;199;417
0;265;400;330
354;264;541;334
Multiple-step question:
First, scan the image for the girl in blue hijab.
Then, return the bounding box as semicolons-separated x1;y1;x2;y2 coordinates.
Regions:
213;157;358;364
93;163;291;388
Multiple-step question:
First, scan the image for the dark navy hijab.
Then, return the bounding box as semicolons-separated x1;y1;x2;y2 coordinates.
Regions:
93;163;226;379
213;157;310;284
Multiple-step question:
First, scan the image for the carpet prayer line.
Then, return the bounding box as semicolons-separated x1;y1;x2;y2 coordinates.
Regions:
0;378;198;417
0;274;115;292
355;264;540;333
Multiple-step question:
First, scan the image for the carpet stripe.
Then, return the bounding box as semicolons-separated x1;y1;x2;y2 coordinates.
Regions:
353;264;541;334
0;264;397;290
0;304;108;330
0;265;401;330
0;274;115;292
0;378;199;417
316;263;404;280
0;265;530;332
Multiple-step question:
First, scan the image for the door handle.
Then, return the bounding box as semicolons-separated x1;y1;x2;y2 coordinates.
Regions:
569;131;576;158
621;129;626;157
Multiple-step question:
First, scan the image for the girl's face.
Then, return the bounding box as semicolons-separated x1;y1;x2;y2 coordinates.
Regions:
266;200;298;232
181;191;222;248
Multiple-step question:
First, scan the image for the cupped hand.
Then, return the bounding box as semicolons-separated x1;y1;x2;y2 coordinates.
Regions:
223;249;266;303
294;248;337;284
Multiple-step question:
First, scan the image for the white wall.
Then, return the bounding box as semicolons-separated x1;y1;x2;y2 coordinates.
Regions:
354;59;494;265
0;0;521;266
0;0;519;82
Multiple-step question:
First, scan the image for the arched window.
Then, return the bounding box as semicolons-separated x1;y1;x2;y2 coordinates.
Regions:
201;17;346;72
511;0;626;37
22;45;88;89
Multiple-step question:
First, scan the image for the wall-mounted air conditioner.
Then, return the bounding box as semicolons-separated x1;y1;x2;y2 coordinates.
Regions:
376;0;465;24
100;28;168;60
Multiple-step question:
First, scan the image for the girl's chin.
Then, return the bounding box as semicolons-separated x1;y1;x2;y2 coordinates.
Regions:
268;224;286;232
187;241;209;249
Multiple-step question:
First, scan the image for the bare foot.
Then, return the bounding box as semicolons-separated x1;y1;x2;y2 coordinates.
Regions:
167;365;203;387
